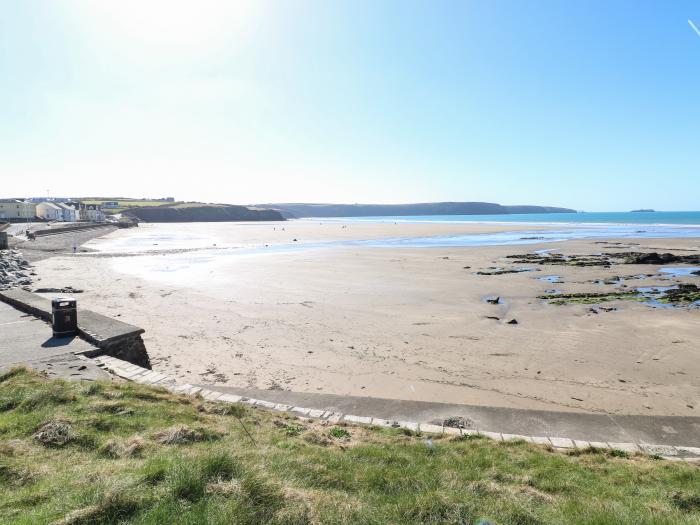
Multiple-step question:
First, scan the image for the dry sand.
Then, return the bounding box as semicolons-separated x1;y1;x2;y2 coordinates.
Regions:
29;221;700;416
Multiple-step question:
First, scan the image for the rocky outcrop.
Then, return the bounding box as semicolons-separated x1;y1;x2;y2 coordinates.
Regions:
125;204;284;222
0;250;33;290
508;251;700;267
621;252;700;265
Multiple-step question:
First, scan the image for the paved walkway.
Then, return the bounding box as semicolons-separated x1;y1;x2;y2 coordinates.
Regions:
92;355;700;460
0;301;110;380
203;384;700;448
2;293;698;460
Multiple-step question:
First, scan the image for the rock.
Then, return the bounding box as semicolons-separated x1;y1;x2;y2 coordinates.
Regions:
620;252;700;265
589;306;617;314
486;296;500;304
0;250;33;291
624;252;680;264
443;416;475;429
477;268;535;275
33;287;84;294
507;319;518;325
662;284;700;304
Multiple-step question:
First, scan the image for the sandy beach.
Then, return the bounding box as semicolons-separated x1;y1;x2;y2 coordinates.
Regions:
28;221;700;416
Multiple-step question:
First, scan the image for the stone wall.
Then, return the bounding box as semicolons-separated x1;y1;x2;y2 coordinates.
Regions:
81;332;151;369
31;223;113;238
0;288;152;369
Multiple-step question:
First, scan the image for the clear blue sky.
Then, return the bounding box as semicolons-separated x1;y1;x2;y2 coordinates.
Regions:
1;1;699;211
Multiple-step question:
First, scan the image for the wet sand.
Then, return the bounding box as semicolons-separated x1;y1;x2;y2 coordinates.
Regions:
29;221;700;416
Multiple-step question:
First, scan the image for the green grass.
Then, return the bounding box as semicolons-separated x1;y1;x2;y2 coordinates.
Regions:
328;427;351;439
1;368;698;524
80;200;232;215
80;200;180;215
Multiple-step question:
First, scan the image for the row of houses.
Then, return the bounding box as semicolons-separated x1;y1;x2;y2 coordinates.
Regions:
0;200;105;222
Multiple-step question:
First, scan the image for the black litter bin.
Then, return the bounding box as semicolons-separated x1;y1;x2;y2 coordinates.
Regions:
52;298;78;337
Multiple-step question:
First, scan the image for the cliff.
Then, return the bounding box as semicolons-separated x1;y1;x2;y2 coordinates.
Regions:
124;204;284;222
257;202;576;219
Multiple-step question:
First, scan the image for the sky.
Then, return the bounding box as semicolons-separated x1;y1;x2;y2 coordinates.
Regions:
1;1;699;211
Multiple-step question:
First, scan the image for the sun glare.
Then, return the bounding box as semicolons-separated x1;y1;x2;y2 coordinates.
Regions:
73;0;262;50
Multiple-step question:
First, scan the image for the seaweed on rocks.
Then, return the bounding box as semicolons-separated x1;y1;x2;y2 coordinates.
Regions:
508;251;700;268
611;252;700;265
538;291;642;305
476;267;537;275
659;284;700;304
540;284;700;306
505;253;613;267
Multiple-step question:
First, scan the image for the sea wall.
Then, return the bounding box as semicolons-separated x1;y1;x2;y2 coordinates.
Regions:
0;288;151;369
31;223;114;238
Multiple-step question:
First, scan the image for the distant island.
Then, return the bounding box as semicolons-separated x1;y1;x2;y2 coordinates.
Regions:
630;209;655;213
257;202;576;219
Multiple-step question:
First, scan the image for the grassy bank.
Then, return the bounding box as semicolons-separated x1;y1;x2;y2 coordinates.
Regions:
80;200;176;215
1;368;698;524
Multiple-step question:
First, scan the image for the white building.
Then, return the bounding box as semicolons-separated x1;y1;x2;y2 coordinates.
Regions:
56;202;80;222
36;202;64;221
81;203;105;222
0;200;36;220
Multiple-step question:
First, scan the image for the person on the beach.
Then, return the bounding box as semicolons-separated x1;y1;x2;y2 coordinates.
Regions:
72;243;77;254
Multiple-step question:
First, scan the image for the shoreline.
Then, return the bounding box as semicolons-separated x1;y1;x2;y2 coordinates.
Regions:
20;221;700;417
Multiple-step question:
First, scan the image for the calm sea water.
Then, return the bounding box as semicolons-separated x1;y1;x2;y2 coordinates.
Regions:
309;211;700;226
93;217;700;284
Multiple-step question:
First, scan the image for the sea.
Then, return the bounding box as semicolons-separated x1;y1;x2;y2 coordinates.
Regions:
310;211;700;226
85;212;700;284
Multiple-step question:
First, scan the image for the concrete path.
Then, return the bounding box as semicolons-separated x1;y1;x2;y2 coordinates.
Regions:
93;355;700;460
202;384;700;448
0;301;110;380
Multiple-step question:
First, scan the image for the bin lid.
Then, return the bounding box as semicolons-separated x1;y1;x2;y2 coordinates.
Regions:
52;297;76;307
